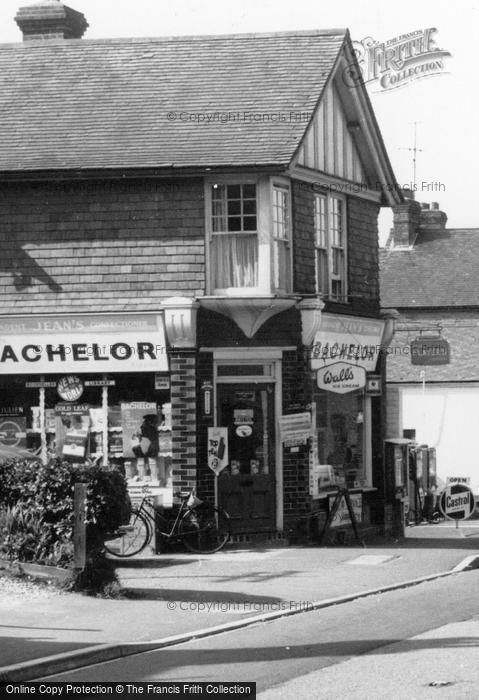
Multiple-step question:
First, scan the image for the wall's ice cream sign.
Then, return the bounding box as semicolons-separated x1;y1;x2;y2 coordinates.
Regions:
350;28;451;92
317;362;366;394
0;313;168;374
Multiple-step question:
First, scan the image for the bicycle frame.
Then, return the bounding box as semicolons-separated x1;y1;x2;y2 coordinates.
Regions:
134;492;192;544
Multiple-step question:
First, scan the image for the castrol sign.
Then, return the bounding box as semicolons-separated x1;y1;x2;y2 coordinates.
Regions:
439;484;476;521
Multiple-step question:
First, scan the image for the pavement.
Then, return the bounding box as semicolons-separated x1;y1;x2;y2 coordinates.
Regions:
1;521;479;682
258;614;479;700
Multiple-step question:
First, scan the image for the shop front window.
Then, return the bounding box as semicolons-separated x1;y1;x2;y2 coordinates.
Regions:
0;373;172;488
315;389;365;487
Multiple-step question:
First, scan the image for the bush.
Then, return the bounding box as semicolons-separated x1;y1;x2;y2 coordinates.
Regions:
0;458;130;595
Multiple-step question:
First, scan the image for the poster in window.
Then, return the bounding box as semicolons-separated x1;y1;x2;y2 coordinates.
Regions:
0;407;31;459
55;403;90;459
121;402;159;459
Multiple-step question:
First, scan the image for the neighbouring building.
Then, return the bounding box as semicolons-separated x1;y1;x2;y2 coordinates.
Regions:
0;1;403;542
380;198;479;496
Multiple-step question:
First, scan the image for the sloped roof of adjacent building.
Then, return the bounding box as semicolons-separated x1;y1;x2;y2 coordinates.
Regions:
380;229;479;308
0;30;347;172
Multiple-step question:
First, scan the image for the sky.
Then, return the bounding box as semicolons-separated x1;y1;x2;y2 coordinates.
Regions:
0;0;477;242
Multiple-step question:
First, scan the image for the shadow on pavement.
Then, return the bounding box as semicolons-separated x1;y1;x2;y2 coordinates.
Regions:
123;587;283;603
0;635;92;668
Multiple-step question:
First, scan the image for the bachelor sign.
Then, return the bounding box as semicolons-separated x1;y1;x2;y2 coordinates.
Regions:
0;313;168;374
311;313;384;373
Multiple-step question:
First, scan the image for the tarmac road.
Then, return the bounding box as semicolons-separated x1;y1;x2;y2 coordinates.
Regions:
43;568;479;696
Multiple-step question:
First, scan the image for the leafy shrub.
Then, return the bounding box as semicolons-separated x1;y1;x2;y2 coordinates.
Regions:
0;458;130;595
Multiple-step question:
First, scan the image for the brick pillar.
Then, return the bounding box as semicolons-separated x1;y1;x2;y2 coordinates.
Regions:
170;350;197;492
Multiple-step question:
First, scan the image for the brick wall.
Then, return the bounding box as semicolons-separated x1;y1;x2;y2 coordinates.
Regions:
292;180;381;317
385;385;401;438
282;349;312;523
0;178;205;313
170;350;197;492
197;351;215;502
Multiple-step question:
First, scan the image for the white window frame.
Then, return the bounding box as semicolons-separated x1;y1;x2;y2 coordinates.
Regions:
205;176;271;296
271;180;293;293
314;192;348;302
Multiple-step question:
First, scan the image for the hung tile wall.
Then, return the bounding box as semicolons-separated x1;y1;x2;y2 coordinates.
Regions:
292;180;381;315
0;178;205;313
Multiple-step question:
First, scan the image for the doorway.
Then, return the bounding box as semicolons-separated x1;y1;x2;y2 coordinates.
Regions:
216;381;276;533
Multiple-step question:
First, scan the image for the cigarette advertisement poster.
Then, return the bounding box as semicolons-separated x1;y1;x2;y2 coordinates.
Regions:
279;412;312;447
0;407;29;458
328;493;362;527
208;427;228;475
121;402;159;459
55;403;90;459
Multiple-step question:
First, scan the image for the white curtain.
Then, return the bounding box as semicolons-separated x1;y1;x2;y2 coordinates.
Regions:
212;234;258;288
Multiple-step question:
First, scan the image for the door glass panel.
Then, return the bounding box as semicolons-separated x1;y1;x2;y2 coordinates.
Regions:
217;383;275;476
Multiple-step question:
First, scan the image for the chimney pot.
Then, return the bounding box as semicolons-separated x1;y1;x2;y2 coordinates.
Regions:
421;203;430;210
419;202;447;232
15;1;88;41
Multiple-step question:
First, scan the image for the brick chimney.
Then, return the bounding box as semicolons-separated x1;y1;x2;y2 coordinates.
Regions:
388;198;422;248
15;1;88;41
418;201;448;232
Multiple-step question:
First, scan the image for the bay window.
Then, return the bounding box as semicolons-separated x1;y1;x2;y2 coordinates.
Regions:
207;178;293;295
314;193;347;301
272;184;292;292
210;183;258;291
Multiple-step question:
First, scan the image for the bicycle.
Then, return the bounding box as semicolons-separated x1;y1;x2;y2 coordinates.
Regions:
103;487;231;557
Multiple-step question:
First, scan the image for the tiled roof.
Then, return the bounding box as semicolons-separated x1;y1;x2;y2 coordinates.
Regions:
380;229;479;308
0;31;345;172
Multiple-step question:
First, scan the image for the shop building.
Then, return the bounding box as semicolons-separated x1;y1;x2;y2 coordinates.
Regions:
380;199;479;496
0;2;402;539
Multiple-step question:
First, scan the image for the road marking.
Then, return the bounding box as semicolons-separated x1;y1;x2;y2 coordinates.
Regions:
347;555;400;566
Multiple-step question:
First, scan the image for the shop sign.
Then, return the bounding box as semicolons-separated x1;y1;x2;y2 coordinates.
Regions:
311;314;384;372
155;374;170;390
84;379;116;387
439;484;476;520
279;412;312;446
57;376;84;402
446;476;471;486
329;493;362;527
317;362;366;394
0;313;168;374
410;336;449;365
234;409;253;425
366;374;382;395
207;427;229;475
236;424;253;438
25;381;57;388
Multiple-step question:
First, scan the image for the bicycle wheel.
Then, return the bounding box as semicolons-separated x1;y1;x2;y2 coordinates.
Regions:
179;504;230;554
104;510;151;557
